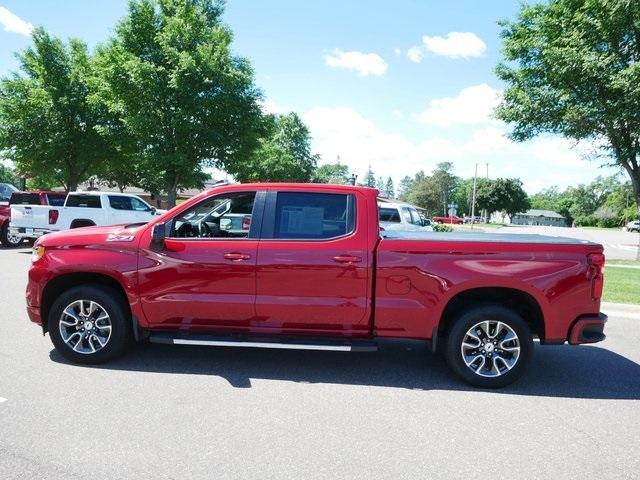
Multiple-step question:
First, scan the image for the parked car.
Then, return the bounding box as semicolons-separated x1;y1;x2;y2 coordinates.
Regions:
433;215;464;225
10;191;164;242
624;220;640;233
0;182;20;247
379;201;432;231
1;186;67;247
26;183;607;388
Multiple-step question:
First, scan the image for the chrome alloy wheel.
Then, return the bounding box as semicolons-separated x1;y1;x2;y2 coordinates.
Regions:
460;320;521;378
6;231;22;245
58;299;112;354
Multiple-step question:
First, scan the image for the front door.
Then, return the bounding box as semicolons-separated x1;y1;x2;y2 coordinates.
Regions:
255;190;372;336
138;190;263;331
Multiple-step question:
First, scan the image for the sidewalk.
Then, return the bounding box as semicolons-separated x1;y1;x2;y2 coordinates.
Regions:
601;301;640;319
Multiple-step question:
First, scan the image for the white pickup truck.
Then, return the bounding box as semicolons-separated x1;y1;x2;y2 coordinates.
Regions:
9;191;165;241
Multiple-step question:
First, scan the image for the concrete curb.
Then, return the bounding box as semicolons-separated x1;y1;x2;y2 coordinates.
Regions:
601;302;640;318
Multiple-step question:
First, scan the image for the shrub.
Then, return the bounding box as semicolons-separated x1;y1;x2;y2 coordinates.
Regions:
433;223;454;232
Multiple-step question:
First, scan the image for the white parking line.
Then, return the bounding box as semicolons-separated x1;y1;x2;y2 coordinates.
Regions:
0;397;6;403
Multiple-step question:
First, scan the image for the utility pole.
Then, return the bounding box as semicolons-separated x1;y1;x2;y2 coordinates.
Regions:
470;163;478;231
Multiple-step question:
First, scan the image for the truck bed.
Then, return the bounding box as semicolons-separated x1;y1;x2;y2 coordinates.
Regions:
381;230;600;246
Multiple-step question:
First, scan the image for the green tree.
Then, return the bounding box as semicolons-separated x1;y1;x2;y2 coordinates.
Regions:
363;165;375;187
0;164;19;187
94;0;263;207
397;175;414;201
476;178;530;221
227;112;318;182
312;162;349;184
0;28;109;191
450;178;476;216
496;0;640;216
384;176;394;199
431;162;458;216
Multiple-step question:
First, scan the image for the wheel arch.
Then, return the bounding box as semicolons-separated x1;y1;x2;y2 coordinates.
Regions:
40;272;130;334
434;287;545;351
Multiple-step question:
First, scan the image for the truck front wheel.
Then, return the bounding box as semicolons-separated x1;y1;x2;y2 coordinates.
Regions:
443;304;533;388
48;285;132;364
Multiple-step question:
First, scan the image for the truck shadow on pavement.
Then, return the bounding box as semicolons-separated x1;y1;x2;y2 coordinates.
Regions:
50;342;640;399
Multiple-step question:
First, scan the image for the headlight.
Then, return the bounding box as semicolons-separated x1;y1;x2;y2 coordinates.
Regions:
31;245;45;263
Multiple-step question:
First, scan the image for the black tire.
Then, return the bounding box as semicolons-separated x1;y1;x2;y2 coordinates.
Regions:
443;304;533;388
0;224;23;248
48;285;132;364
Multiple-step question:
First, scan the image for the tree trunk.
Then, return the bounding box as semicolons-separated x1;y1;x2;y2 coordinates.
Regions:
67;180;78;193
167;184;178;209
619;159;640;260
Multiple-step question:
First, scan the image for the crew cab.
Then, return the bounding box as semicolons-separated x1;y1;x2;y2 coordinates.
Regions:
0;186;67;247
26;183;607;388
10;191;163;242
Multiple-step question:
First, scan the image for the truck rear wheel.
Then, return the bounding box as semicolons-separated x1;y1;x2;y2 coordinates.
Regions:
48;285;132;364
1;224;23;248
443;304;533;388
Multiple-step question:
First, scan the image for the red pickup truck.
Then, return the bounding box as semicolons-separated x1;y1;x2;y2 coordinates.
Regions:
432;215;464;225
26;183;606;388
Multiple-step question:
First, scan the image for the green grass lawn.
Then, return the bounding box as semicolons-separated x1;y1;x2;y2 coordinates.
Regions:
606;259;640;266
603;265;640;304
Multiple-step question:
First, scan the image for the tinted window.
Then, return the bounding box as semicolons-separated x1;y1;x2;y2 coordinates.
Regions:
66;195;101;208
379;207;400;223
46;194;66;206
109;196;132;210
171;192;256;239
10;193;40;205
274;192;354;239
109;195;150;211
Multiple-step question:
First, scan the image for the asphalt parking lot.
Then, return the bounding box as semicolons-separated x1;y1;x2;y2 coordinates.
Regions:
495;225;640;260
1;246;639;480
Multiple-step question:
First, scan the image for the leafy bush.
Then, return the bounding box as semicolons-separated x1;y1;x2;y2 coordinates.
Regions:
433;223;454;232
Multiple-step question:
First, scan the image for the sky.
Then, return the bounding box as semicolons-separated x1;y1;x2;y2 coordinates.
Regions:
0;0;623;193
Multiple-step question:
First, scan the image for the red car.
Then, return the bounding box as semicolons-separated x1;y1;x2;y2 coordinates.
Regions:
0;188;66;247
432;215;464;224
26;183;606;388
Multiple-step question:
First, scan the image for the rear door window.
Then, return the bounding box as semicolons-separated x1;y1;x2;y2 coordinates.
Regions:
379;207;400;223
66;195;102;208
272;192;355;240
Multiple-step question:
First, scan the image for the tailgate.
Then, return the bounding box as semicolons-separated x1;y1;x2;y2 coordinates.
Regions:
10;205;54;229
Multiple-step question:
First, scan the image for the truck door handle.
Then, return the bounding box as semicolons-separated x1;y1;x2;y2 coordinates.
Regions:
223;252;251;261
332;255;362;264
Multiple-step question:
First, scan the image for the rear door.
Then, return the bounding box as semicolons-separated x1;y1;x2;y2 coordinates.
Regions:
254;189;372;336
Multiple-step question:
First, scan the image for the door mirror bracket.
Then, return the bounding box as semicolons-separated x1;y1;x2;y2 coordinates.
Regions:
151;222;170;251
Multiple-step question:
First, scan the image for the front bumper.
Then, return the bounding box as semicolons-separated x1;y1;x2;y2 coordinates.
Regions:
568;313;607;345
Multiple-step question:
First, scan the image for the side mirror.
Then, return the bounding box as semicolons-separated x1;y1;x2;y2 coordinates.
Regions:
151;222;166;250
150;207;157;215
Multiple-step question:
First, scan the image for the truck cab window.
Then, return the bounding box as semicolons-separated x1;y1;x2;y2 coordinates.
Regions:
273;192;355;239
379;207;400;223
171;191;256;239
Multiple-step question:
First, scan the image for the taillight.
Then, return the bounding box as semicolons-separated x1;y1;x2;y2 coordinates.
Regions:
242;216;251;230
588;253;605;300
49;209;59;225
